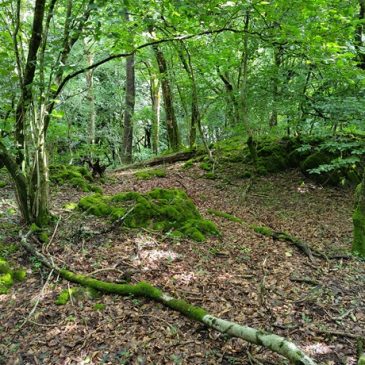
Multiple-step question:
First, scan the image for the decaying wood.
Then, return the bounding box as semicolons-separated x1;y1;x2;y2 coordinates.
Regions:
116;150;202;171
20;232;317;365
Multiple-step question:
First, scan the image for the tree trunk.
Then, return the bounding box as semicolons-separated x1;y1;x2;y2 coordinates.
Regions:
176;43;200;148
217;69;240;126
356;0;365;70
353;172;365;257
239;12;250;130
122;6;135;164
84;40;96;145
153;45;180;151
150;73;160;154
14;0;46;165
269;47;282;127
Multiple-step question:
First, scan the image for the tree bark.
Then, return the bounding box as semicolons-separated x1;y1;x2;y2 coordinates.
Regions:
122;5;135;164
150;73;161;154
15;0;46;164
239;12;250;130
353;173;365;257
84;40;96;145
153;45;180;151
356;0;365;70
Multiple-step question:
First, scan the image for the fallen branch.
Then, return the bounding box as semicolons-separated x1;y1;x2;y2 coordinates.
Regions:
251;225;351;261
290;276;320;286
19;232;317;365
251;225;315;262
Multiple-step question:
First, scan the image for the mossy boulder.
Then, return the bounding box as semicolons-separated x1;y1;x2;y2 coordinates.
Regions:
255;140;291;173
78;188;220;241
135;168;167;180
0;257;26;294
50;165;102;193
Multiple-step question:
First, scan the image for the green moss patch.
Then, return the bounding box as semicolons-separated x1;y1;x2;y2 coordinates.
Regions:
50;165;102;193
78;188;220;241
55;286;100;305
208;209;243;223
0;243;19;260
134;168;166;180
199;162;213;171
0;257;26;294
0;181;6;188
182;159;194;169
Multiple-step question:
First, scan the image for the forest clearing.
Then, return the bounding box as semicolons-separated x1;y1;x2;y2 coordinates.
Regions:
0;0;365;364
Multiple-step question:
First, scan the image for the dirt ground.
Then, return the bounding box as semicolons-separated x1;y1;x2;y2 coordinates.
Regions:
0;163;364;365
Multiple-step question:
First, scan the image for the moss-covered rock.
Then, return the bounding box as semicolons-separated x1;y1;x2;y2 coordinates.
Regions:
78;188;220;241
135;168;167;180
0;257;11;274
0;257;26;294
50;165;102;193
255;139;291;173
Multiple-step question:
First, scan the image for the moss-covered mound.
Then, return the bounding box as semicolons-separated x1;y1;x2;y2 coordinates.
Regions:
248;135;363;186
134;168;166;180
78;188;220;241
0;257;26;294
50;165;102;193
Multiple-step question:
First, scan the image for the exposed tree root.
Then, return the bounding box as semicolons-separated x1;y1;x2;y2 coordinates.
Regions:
115;150;202;171
20;232;317;365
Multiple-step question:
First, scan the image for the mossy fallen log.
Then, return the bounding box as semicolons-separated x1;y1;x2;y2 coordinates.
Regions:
20;233;316;365
116;150;202;171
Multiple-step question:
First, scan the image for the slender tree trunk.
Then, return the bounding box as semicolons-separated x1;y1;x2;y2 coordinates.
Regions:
239;12;250;131
356;0;365;70
121;6;135;164
176;44;199;148
84;40;96;145
217;69;240;126
15;0;46;165
153;45;180;151
353;171;365;257
150;74;160;154
269;47;282;127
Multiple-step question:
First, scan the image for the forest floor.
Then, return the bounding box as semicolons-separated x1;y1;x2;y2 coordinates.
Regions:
0;162;364;365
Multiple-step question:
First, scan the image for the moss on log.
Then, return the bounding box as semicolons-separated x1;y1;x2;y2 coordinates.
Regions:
59;268;315;364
